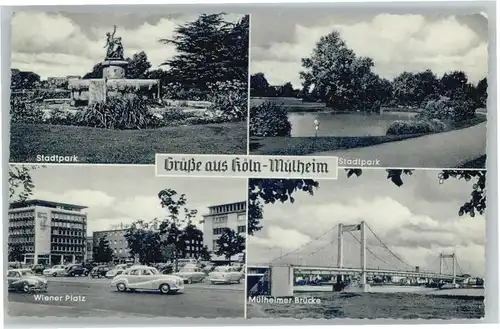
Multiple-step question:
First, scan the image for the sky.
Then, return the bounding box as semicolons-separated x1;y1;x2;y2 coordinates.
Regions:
251;11;489;89
247;170;486;277
10;11;244;80
20;165;247;236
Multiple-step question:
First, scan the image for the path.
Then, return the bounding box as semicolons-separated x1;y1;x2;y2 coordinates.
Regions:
312;122;487;168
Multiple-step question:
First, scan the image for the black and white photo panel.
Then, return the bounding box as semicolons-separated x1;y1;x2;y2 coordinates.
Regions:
249;11;488;169
9;11;249;164
246;169;486;319
7;165;247;318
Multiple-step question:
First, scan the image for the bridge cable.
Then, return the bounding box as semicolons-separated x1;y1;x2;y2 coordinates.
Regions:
365;223;414;268
271;226;337;263
347;231;400;271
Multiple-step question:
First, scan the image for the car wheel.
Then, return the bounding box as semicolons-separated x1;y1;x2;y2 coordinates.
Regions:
236;279;241;284
70;272;75;277
116;283;127;292
159;283;171;294
210;281;215;285
187;278;193;284
22;283;30;293
52;273;57;277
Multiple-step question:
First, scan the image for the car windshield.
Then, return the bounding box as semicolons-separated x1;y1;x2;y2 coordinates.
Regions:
148;268;160;275
54;265;65;269
19;270;35;276
214;267;229;272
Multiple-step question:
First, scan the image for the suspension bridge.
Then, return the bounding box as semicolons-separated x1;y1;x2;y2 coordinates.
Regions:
247;221;470;297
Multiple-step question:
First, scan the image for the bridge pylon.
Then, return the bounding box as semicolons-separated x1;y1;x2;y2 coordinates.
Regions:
439;252;457;284
338;221;368;291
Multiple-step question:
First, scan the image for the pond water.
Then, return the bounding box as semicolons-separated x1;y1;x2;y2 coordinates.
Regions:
289;111;418;137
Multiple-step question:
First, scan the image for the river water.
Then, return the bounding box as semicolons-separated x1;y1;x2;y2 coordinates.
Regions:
247;289;484;319
288;111;417;137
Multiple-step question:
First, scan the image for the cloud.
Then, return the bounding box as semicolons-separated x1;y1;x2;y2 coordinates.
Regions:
252;14;488;88
10;12;219;79
33;189;116;208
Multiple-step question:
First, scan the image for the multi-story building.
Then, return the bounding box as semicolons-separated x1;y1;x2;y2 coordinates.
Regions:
8;199;87;265
93;229;131;263
202;201;247;264
85;236;93;262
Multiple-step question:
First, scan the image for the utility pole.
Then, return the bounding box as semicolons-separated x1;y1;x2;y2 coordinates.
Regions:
360;221;366;287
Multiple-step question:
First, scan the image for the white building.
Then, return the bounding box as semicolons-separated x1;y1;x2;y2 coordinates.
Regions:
8;199;88;265
201;201;246;264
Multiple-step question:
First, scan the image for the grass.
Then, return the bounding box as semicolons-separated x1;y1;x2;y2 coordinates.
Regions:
249;134;424;156
10;122;247;164
457;155;486;169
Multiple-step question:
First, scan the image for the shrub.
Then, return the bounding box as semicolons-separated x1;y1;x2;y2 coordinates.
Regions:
46;108;75;125
162;107;191;122
80;93;159;129
250;101;292;137
386;119;446;136
10;96;44;124
417;96;476;124
206;80;247;122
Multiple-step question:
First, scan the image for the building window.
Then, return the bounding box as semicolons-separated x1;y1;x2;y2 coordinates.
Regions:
213;227;228;235
213;215;228;224
237;214;246;221
237;225;246;233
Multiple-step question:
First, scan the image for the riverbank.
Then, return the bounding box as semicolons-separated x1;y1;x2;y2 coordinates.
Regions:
249;134;424;155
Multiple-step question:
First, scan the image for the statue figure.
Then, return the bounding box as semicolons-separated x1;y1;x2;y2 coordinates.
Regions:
104;25;124;59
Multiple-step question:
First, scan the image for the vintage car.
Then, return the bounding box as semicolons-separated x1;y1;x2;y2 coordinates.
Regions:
208;266;242;284
173;265;206;284
31;264;46;275
90;265;111;278
65;264;89;277
105;264;129;278
110;265;184;294
7;269;48;293
43;265;67;277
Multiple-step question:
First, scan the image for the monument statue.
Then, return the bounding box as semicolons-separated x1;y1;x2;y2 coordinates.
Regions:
104;25;124;60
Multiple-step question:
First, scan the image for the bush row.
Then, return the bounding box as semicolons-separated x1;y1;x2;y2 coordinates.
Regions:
10;80;247;130
386;119;447;136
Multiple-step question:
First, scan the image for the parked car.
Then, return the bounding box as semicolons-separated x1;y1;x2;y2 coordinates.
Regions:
65;264;89;277
105;264;129;278
90;265;111;278
208;266;242;284
110;265;184;294
43;265;67;277
7;269;48;293
174;265;206;284
31;264;46;275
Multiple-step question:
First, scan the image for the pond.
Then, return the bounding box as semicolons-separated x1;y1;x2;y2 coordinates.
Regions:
288;111;418;137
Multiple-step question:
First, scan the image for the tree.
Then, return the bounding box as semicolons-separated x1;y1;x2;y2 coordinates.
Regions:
9;165;40;203
159;14;249;91
126;51;152;79
199;245;212;261
392;71;420;107
276;82;297;98
215;228;245;264
474;77;488;109
300;31;358;110
157;189;198;270
440;71;469;100
82;63;104;79
250;73;271;97
92;235;113;263
10;69;40;90
124;219;164;264
248;179;320;235
8;244;25;262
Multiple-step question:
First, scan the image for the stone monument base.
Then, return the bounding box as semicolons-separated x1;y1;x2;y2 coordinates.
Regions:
101;59;129;79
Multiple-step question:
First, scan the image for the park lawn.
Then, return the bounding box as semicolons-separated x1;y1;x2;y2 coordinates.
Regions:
249;134;424;156
10;121;247;164
457;155;486;169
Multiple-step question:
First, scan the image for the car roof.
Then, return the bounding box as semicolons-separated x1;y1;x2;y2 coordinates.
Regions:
127;265;154;270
